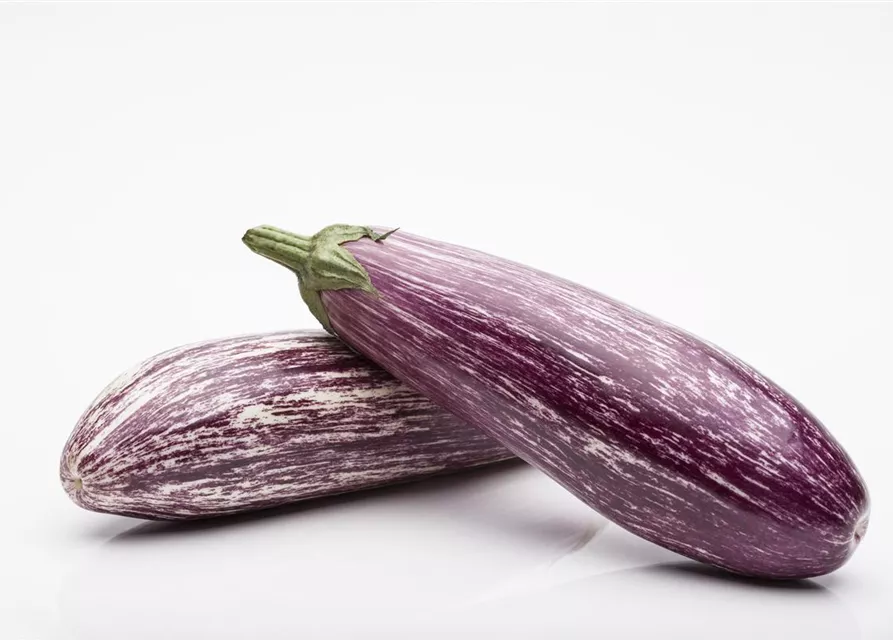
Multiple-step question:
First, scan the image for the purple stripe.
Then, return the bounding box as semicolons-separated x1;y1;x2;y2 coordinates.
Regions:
61;331;513;520
317;229;868;579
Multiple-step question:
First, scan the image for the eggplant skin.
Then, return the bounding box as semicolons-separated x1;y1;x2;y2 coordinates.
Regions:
60;331;513;520
316;229;869;579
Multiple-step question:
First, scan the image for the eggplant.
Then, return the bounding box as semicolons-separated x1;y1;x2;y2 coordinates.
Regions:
244;224;870;579
61;331;513;520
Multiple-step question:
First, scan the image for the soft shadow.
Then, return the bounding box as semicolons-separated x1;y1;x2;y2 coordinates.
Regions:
640;560;827;591
464;558;855;639
447;485;609;562
109;461;837;592
110;459;528;542
107;459;837;592
72;516;143;542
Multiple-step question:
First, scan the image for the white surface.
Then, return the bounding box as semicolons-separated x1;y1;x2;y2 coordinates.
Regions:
1;3;891;638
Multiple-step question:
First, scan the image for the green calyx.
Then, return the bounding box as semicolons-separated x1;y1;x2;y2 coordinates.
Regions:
242;224;397;333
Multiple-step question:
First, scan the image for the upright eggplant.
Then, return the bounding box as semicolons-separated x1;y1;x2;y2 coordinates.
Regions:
244;224;869;579
61;331;513;520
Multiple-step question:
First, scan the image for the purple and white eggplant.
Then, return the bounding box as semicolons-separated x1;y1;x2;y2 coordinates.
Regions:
244;224;870;579
60;331;513;520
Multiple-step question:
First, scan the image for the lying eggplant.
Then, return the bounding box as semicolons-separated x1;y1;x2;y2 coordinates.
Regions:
244;224;870;579
61;331;513;519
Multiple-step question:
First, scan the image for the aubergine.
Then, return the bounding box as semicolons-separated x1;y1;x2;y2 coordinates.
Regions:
60;331;513;520
243;223;870;579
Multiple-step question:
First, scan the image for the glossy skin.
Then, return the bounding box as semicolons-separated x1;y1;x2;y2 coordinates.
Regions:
318;230;869;578
61;331;513;520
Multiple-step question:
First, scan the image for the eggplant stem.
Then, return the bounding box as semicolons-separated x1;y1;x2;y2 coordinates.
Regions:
243;223;396;333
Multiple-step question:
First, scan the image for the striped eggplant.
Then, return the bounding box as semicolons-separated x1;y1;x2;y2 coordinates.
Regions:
243;224;870;579
60;331;513;520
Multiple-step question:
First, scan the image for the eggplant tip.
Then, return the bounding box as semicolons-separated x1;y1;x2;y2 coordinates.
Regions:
854;514;869;544
61;467;84;503
63;476;83;496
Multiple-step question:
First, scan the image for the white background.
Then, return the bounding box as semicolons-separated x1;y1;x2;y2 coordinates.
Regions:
1;2;891;638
